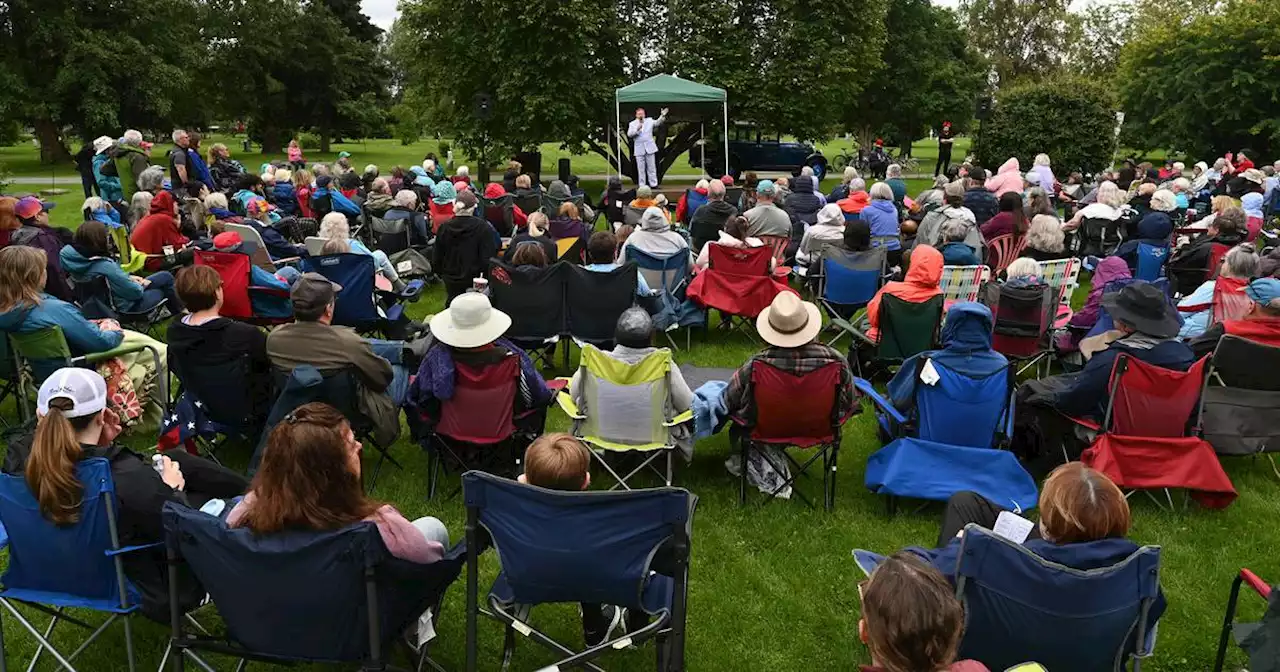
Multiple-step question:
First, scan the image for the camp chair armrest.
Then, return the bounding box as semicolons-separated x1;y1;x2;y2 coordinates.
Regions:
554;378;586;419
105;541;164;557
249;285;291;298
664;409;694;427
1241;569;1272;598
1177;302;1210;313
853;377;907;425
77;343;160;365
272;256;303;266
1061;413;1100;432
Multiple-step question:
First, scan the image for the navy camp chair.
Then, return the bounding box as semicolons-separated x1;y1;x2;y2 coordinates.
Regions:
463;471;695;672
1135;242;1169;282
623;247;705;349
302;253;423;339
0;458;156;672
859;359;1038;514
162;502;464;672
955;525;1163;671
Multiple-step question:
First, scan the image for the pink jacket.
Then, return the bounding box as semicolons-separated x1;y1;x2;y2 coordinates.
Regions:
985;157;1024;197
288;145;303;162
227;494;445;564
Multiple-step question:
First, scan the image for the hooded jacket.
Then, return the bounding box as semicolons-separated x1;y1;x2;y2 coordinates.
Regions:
113;145;150;202
623;207;690;262
431;211;499;284
797;205;845;263
482;183;527;229
131;191;189;271
918;205;981;255
312;184;360;217
8;221;74;302
1169;226;1248;295
783;175;823;231
60;244;150;312
837;191;871;219
861;200;902;251
964;186;1000;226
93;151;124;203
1114;210;1174;270
888;302;1008;413
364;192;395;218
866;245;943;340
688;199;739;246
271;182;299;217
940;241;981;266
985;158;1024;197
0;294;125;380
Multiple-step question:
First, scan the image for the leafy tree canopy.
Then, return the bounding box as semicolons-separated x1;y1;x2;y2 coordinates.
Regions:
974;77;1117;174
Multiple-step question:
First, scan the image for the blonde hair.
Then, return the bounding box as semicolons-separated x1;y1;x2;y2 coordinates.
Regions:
1211;195;1235;214
558;202;580;220
293;169;313;190
1005;257;1041;280
1034;153;1051;167
1097;181;1127;209
274;168;292;183
527;212;549;237
0;246;48;312
208;143;229;163
318;212;351;241
204;192;228;211
1026;214;1065;254
321;238;351;255
515;174;532;189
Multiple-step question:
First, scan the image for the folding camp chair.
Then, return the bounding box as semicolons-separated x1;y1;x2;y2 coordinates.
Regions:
858;357;1036;514
0;458;156;672
224;222;296;272
512;192;541;221
109;225;148;275
424;356;536;500
1077;355;1236;509
757;235;789;269
169;350;269;464
1036;256;1081;327
557;345;693;490
845;294;945;378
6;326;168;420
820;248;885;346
488;259;568;370
1077;216;1123;257
193;249;293;327
731;360;849;511
622;247;705;349
686;244;786;339
954;525;1162;671
1199;335;1280;457
1214;568;1275;672
304;235;327;256
938;264;990;309
462;471;695;672
480;193;516;237
1135;242;1169;282
301;253;423;339
0;336;19;426
983;283;1055;376
984;234;1026;274
369;214;413;256
542;192;586;218
724;187;744;210
70;274;170;338
566;263;638;365
161;502;465;672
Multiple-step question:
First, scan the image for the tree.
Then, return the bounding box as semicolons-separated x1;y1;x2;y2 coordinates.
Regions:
1116;0;1279;159
973;77;1117;174
960;0;1073;87
848;0;986;151
0;0;205;162
1061;2;1134;84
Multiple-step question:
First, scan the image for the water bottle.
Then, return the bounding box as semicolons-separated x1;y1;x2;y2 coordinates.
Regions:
199;499;226;518
152;454;165;474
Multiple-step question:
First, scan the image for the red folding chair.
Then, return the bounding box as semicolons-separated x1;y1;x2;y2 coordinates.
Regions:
1214;568;1273;672
686;244;793;337
1207;242;1231;281
986;284;1054;376
424;357;531;499
1079;355;1236;509
193;250;291;326
985;234;1027;274
731;361;848;511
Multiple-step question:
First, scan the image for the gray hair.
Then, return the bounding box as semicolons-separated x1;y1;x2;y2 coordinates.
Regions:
81;196;109;213
849;178;866;193
122;129;143;146
204;192;228;211
138;165;166;193
886;164;902;178
842;166;858;184
423;159;436;171
614;307;654;348
128;191;153;225
1034;153;1051;167
800;166;814;177
319;212;351;241
1150;189;1177;212
394;189;418;208
933;175;949;189
363;164;379;177
1005;257;1042;280
1027;214;1065;253
869;182;894;201
1223;243;1259;279
171;129;188;144
456;165;470;177
1172;177;1191;192
1213;158;1227;171
940;218;969;243
708;180;726;200
1098;181;1127;209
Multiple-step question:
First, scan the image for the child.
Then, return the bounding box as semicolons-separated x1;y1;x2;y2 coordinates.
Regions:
859;552;990;672
288;139;305;172
518;433;646;646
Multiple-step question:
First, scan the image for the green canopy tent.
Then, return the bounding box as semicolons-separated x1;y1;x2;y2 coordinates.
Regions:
615;74;728;179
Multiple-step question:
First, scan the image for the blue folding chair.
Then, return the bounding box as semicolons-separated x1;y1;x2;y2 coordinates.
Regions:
302;253;423;338
954;525;1163;671
623;247;706;349
820;248;885;346
0;458;157;672
463;471;695;672
1135;243;1169;282
858;360;1038;514
162;501;465;672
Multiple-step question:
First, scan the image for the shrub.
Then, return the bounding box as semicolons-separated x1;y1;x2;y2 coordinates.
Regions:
974;78;1118;175
296;132;322;151
437;140;451;157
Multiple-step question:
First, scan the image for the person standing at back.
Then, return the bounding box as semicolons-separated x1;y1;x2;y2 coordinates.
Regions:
432;190;499;304
935;121;955;177
169;129;191;191
627;107;668;189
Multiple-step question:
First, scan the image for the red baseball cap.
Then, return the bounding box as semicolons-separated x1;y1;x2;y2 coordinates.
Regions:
212;231;243;251
15;196;55;220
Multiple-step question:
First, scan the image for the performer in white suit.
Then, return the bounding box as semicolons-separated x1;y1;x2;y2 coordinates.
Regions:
627;107;668;188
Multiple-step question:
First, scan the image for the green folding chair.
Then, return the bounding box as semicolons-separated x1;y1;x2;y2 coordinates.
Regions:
843;293;944;377
556;344;693;490
7;326;167;420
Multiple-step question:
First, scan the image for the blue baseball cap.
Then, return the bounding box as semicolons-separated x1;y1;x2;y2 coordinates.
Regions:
756;179;776;196
1245;278;1280;307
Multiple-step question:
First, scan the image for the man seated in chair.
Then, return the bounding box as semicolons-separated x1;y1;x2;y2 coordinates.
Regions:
411;292;553;436
568;308;695;458
724;292;855;436
267;273;413;447
1014;283;1193;476
1190;277;1280;359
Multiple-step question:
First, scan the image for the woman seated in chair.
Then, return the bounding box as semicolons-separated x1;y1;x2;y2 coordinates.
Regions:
411;293;553;436
794;205;845;271
862;245;943;343
548;201;589;244
503;211;558;265
1169;206;1249;296
0;246;170;427
508;242;549;270
1019;214;1070;262
1178;242;1258;339
939;219;982;266
60;220;185;316
695;215;772;273
317;212;409;293
228;402;448;562
15;368;247;621
980;191;1028;241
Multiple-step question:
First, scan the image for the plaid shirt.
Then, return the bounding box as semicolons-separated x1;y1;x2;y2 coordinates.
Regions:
724;343;857;427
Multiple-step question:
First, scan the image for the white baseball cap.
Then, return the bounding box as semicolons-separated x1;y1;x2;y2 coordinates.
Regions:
37;368;108;418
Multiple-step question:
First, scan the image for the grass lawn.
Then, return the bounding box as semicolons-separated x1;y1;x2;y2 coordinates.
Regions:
0;139;1274;671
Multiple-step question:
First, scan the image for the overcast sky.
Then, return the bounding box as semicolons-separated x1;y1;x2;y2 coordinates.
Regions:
360;0;976;31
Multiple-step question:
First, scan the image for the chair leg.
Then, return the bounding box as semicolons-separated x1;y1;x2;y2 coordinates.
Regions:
123;614;137;672
26;606;60;672
500;625;516;672
738;436;748;506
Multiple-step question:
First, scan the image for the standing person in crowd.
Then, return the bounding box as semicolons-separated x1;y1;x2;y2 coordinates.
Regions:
627;107;668;189
207;143;244;193
12;368;248;620
1031;154;1056;194
689;180;739;252
228;402;448;562
186;132;214;191
168;129;192;191
986;158;1024;197
60;220;184;314
502;160;521;193
743;180;792;239
91;136;124;204
433;190;499;304
981;191;1028;241
114;130;151;203
10;196;73;302
288;139;306;171
934;121;955;177
333;151;353;175
75;141;99;199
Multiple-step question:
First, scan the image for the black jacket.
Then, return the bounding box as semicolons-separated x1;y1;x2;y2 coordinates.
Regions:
1169;228;1248;295
688;200;739;246
964;187;1000;226
432;214;499;284
784;177;823;229
502;233;557;264
167;316;273;424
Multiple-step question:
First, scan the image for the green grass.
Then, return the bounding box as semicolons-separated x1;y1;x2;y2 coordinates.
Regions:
0;138;1274;671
